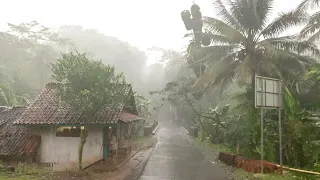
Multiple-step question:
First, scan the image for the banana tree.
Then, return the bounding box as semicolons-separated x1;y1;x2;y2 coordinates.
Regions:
0;82;29;106
134;93;151;118
282;85;320;167
306;67;320;80
200;104;229;143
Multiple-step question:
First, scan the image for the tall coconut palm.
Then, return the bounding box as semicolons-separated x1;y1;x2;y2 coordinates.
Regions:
296;0;320;41
190;0;320;93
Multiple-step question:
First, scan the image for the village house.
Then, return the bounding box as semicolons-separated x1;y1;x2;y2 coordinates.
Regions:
13;83;144;170
0;106;41;165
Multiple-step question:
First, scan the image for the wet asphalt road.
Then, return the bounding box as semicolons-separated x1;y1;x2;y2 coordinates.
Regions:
138;121;229;180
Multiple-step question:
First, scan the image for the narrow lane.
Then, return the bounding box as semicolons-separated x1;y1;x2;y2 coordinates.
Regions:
139;121;229;180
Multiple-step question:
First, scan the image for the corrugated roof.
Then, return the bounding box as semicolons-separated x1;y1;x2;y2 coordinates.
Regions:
14;83;141;125
0;107;40;156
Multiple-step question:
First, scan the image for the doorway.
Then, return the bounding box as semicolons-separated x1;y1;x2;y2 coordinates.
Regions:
102;126;109;159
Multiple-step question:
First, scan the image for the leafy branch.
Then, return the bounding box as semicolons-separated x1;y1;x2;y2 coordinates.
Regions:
150;77;227;130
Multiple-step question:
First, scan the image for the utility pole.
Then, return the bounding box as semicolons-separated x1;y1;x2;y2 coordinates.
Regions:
259;58;264;174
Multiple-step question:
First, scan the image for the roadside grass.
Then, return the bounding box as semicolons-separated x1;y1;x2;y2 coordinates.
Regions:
0;173;44;180
195;137;235;154
0;163;50;180
194;137;320;180
0;164;99;180
235;169;320;180
133;135;157;150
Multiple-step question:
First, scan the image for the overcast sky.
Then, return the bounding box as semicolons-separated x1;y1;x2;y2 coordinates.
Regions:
0;0;303;64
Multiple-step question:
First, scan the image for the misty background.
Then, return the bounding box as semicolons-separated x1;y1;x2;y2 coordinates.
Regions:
0;0;306;107
0;0;303;50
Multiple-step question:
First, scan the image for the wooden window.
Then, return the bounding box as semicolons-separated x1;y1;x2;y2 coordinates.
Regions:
56;126;80;137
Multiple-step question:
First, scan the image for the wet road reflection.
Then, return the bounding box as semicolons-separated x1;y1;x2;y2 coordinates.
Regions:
139;121;229;180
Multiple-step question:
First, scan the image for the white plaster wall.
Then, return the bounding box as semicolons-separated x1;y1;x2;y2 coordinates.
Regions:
30;126;103;171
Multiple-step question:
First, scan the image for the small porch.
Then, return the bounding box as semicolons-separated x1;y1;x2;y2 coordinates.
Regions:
101;118;145;162
85;135;153;173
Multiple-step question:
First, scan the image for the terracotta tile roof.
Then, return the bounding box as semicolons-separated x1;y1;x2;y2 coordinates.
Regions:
119;110;143;123
0;106;8;113
0;107;41;156
0;106;21;126
14;83;141;125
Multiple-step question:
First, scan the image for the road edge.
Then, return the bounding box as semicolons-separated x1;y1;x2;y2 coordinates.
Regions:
134;143;156;180
110;148;142;172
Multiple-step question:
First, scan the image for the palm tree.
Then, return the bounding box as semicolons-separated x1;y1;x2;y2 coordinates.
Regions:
296;0;320;41
189;0;320;94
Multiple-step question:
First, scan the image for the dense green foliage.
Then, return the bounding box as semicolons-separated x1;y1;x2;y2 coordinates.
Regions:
0;21;154;170
150;0;320;177
50;51;127;169
134;93;155;126
51;51;126;115
0;21;63;105
0;22;150;107
58;25;148;94
3;0;320;178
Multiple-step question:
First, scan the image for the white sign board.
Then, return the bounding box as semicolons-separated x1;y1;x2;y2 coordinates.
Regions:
255;75;282;109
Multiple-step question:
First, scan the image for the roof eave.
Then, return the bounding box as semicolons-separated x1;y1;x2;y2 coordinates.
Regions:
14;123;118;127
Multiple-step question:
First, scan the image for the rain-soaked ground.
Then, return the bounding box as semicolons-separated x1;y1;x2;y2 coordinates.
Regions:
139;120;229;180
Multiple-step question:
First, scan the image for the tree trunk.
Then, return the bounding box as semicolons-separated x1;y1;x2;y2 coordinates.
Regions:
236;138;240;154
251;72;255;87
78;127;87;170
199;118;205;142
